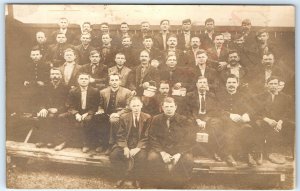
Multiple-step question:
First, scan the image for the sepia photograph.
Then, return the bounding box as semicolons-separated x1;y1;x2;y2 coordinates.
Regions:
6;4;295;189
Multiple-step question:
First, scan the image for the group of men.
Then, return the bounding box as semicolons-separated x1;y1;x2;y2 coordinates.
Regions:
18;17;294;188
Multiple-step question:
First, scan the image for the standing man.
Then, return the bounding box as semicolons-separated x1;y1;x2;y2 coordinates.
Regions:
74;33;95;65
66;73;100;152
79;50;108;90
99;33;117;68
154;19;172;51
162;34;186;67
33;31;50;61
200;18;215;50
132;21;153;49
110;97;151;188
240;19;256;50
51;17;75;45
118;35;138;69
148;97;195;188
177;19;196;51
185;36;203;68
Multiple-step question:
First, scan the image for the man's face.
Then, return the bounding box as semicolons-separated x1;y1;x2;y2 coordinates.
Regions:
64;51;76;62
30;50;42;62
182;22;191;31
166;55;177;68
267;79;279;94
257;32;269;44
191;37;200;49
141;23;150;33
81;34;91;45
120;24;129;33
214;35;224;47
58;19;68;29
56;34;67;44
82;23;91;33
167;37;177;48
140;51;150;64
234;37;244;48
130;99;143;115
50;69;62;83
205;21;214;32
115;54;126;68
159;83;170;96
89;53;101;64
262;54;275;68
122;37;132;48
242;23;251;32
160;20;170;31
102;34;112;44
36;32;47;44
226;77;239;93
196;78;208;92
196;53;208;66
77;74;90;87
100;24;109;34
228;53;240;66
143;38;153;49
162;102;177;117
109;75;120;89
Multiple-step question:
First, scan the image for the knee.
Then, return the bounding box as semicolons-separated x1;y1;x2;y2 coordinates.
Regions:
147;151;161;163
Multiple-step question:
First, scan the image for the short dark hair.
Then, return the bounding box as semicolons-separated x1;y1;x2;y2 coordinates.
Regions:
182;19;191;24
78;72;90;79
159;80;170;86
226;74;239;83
205;18;215;25
160;19;170;25
120;22;128;26
266;76;280;83
100;22;109;27
213;33;224;40
143;35;153;41
31;47;41;54
167;34;177;40
228;49;239;56
90;50;100;56
129;96;143;105
162;97;177;106
82;22;91;27
196;49;207;56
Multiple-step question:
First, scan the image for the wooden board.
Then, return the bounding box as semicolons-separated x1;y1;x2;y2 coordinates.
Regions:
6;141;294;176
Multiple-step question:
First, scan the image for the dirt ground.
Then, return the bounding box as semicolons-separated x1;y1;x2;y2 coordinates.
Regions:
6;159;294;189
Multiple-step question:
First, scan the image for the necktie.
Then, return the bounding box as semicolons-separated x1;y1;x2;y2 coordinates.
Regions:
166;117;170;130
141;67;146;78
169;70;173;81
200;93;206;113
81;90;87;110
135;116;139;128
91;64;97;74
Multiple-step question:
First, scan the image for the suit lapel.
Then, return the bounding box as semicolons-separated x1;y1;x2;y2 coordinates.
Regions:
105;88;111;109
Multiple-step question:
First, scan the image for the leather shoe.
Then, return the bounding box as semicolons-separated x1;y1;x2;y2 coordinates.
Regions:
54;142;66;151
225;155;237;167
213;153;222;162
114;179;124;188
104;147;112;155
254;152;263;165
247;153;257;167
35;142;45;148
82;147;90;153
268;153;286;164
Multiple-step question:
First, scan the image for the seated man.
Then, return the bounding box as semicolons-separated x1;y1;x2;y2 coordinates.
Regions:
109;97;151;188
147;97;195;188
62;73;100;152
252;76;295;164
216;74;256;167
34;68;69;149
96;73;133;153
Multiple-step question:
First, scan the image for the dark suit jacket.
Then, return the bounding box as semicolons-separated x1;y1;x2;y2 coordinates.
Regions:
98;45;118;68
207;46;229;70
132;32;153;49
59;63;82;87
136;47;163;65
252;91;294;122
67;86;100;115
186;91;220;120
25;61;50;84
162;49;187;67
32;43;50;62
191;65;219;92
153;32;173;51
99;86;132;115
128;65;160;95
74;44;95;65
51;29;76;45
108;66;131;88
220;65;248;86
115;112;151;149
199;32;214;50
117;46;139;69
48;43;75;67
177;32;199;51
79;63;108;89
149;113;195;154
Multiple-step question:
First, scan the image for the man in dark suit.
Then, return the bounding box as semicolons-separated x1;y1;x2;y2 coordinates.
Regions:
162;34;186;67
240;19;257;50
132;21;153;49
154;19;172;51
248;52;283;95
115;22;133;47
74;33;95;65
34;68;69;149
199;18;215;50
96;73;133;152
64;73;100;152
59;48;82;89
177;19;198;51
110;97;151;188
191;49;219;93
185;76;222;161
148;97;195;187
23;48;51;113
51;17;75;45
117;35;139;69
108;52;132;88
185;36;203;68
252;76;295;164
79;50;107;90
48;32;74;67
98;33;118;68
137;35;162;67
207;33;229;71
216;74;257;167
32;31;50;62
128;50;160;96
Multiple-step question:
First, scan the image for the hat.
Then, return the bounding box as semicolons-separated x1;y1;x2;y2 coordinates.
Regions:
143;85;157;97
242;19;251;25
